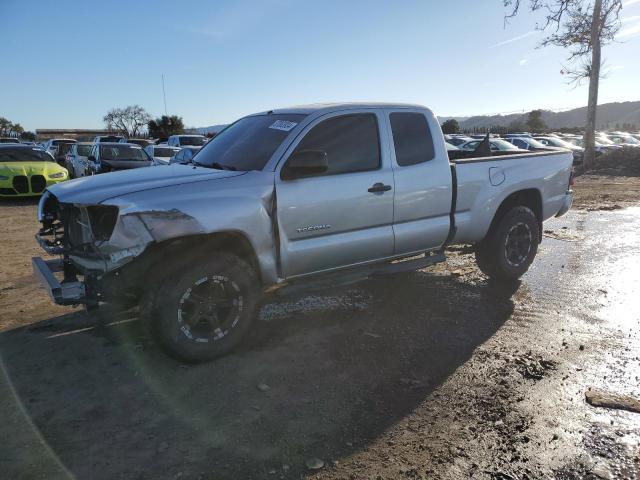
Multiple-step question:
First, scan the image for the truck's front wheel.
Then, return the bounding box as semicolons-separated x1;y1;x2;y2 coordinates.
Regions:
475;206;539;282
151;253;260;362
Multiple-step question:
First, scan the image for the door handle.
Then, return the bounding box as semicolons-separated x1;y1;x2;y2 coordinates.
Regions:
368;182;392;193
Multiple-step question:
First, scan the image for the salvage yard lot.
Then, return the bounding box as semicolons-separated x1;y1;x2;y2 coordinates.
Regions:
1;175;640;479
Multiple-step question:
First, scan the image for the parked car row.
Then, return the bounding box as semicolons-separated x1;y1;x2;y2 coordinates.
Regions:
56;134;209;177
444;129;640;165
3;118;635;200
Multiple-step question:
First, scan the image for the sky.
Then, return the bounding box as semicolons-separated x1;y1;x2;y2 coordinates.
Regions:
1;0;639;131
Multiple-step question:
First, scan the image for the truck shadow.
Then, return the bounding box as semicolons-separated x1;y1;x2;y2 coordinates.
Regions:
0;271;519;480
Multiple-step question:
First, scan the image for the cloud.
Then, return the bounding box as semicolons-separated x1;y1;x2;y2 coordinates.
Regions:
618;16;640;37
183;0;293;39
623;0;640;6
603;65;625;75
490;30;538;48
519;59;528;66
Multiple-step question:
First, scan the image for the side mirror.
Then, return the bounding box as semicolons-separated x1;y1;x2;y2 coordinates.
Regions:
282;149;328;179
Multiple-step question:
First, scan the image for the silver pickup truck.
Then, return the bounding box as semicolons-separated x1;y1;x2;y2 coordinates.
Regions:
33;103;573;362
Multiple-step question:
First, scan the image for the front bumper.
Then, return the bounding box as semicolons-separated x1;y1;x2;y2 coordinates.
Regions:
32;257;86;305
555;190;573;217
0;176;66;197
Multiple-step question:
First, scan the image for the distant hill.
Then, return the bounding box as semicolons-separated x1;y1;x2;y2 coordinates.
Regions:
438;101;640;131
193;124;228;135
193;101;640;135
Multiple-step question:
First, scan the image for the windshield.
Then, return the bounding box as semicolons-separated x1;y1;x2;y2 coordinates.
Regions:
596;136;615;145
100;145;150;161
195;114;307;171
77;144;92;156
614;136;640;145
540;137;574;148
154;147;178;157
127;139;151;147
492;139;520;150
0;147;54;162
522;138;547;148
52;140;75;146
180;136;207;146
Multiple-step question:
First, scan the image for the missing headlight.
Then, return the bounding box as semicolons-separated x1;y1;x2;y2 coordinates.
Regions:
87;206;119;241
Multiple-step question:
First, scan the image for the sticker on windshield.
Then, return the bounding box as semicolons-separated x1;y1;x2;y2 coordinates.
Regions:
268;120;298;132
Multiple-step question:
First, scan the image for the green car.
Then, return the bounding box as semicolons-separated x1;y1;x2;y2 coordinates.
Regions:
0;145;69;197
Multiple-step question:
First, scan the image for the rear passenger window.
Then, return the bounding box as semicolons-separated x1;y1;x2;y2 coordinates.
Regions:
295;114;380;175
390;112;435;166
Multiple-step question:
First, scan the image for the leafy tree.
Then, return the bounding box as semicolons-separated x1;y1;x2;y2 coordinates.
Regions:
0;116;24;137
103;105;151;137
148;115;185;141
503;0;623;168
11;123;24;135
508;119;527;132
526;110;547;132
21;131;36;141
0;117;12;135
441;119;460;134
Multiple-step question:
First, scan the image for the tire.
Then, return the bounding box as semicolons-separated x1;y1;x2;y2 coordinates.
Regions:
150;253;260;363
475;206;539;282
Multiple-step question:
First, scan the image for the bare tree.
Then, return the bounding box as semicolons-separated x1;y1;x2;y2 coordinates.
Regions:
503;0;623;168
103;105;152;138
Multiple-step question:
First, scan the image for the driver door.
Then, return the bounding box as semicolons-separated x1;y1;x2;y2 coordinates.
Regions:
275;111;395;278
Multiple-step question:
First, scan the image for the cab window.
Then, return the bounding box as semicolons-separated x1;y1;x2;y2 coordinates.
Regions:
293;114;380;176
389;112;435;166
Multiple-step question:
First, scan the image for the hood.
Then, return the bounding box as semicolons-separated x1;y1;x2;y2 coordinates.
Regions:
47;164;246;204
0;161;66;177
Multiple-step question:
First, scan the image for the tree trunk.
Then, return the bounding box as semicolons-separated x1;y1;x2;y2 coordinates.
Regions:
583;0;603;170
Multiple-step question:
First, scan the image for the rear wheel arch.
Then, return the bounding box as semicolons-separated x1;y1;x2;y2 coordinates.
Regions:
486;188;542;241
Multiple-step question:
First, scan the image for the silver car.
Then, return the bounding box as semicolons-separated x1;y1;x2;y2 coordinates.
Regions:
144;145;181;165
64;142;93;178
169;146;202;164
458;138;527;152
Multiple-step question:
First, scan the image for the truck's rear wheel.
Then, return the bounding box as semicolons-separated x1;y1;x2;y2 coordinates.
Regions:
151;253;260;362
475;206;539;282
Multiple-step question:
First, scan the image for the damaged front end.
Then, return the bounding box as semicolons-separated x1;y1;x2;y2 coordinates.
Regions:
32;191;195;307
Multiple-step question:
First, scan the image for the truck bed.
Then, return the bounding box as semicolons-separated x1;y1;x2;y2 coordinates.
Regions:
450;150;573;244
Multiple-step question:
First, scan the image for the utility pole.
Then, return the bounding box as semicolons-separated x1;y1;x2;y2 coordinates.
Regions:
162;74;168;116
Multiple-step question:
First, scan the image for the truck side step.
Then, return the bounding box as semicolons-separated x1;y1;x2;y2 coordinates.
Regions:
272;252;446;297
371;252;446;276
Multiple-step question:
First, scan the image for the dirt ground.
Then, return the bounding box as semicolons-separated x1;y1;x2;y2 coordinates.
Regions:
573;174;640;211
1;174;640;479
